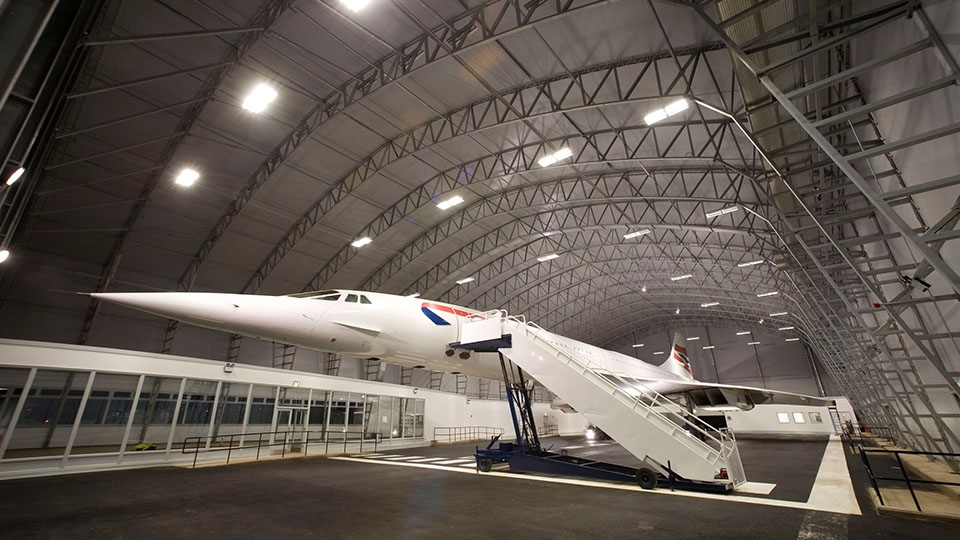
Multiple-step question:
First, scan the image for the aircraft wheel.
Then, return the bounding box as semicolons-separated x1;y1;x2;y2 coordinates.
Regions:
636;467;657;490
478;458;493;473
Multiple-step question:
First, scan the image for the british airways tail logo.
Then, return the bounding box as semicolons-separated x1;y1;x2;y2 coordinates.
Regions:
421;302;481;326
673;344;693;376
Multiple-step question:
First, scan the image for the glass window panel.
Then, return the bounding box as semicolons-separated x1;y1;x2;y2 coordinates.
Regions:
809;412;823;424
793;412;806;423
248;385;277;427
7;370;89;458
777;412;790;424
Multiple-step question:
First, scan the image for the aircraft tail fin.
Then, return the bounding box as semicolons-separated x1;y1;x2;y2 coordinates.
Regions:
659;331;695;381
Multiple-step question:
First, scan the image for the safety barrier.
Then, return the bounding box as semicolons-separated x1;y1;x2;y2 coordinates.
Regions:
182;429;381;468
433;426;504;444
858;445;960;513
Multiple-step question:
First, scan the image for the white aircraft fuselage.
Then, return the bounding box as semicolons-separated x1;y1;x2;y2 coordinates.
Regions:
92;289;693;384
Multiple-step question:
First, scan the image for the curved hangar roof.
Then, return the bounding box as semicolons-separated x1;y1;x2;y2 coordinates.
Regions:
1;0;959;413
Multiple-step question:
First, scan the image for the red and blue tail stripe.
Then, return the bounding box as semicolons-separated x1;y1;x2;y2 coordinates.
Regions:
421;302;481;325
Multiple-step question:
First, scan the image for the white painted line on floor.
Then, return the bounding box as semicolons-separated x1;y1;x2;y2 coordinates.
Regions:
407;457;448;463
805;435;861;515
352;453;383;457
332;449;861;516
383;456;424;461
435;458;473;465
458;456;475;460
458;463;478;468
365;454;404;459
735;482;777;495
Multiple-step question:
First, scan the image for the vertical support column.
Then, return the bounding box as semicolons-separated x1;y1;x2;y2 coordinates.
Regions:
204;380;223;450
117;374;145;463
164;378;187;461
62;371;96;468
0;367;37;461
239;383;253;449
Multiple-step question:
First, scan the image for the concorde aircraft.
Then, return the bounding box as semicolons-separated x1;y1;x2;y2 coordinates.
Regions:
92;288;827;410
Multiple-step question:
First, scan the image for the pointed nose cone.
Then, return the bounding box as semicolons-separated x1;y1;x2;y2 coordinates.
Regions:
92;292;237;326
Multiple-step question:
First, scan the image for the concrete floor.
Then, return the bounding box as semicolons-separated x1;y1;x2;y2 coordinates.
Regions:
0;436;956;539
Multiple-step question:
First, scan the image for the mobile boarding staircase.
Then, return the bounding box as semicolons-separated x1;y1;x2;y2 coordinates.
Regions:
457;312;746;491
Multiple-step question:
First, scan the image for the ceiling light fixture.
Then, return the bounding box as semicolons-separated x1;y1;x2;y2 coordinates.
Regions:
537;253;559;262
778;326;795;331
654;351;665;355
339;0;371;12
737;260;764;268
702;345;715;350
785;338;800;342
769;312;788;317
6;167;25;186
632;344;644;348
757;291;779;297
705;206;739;219
406;293;420;298
455;277;474;285
700;302;719;307
747;341;760;346
623;228;652;239
0;250;9;263
436;195;464;210
686;336;700;341
175;168;199;187
736;331;751;336
675;308;681;315
242;83;277;113
644;98;689;125
537;147;573;167
351;237;372;248
641;285;647;293
671;274;692;281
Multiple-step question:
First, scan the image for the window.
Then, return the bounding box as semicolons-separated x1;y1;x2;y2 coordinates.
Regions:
809;412;823;423
793;412;807;423
345;294;358;303
360;295;372;304
777;412;790;423
310;290;340;301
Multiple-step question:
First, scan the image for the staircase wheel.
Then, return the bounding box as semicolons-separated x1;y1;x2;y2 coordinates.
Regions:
478;458;493;473
636;467;657;490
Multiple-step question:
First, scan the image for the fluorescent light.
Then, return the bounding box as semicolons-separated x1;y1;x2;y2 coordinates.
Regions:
406;293;420;298
686;336;700;341
537;147;573;167
737;260;764;268
675;308;681;315
632;344;644;348
785;338;800;342
242;83;277;113
644;98;689;126
437;195;464;210
757;291;779;297
700;302;719;307
351;237;372;248
702;345;715;350
736;331;751;336
0;250;9;263
175;168;199;186
654;351;665;355
340;0;371;12
643;109;668;125
778;326;795;331
706;206;739;219
537;253;559;262
456;277;474;285
747;341;760;346
671;274;692;281
769;312;788;317
623;228;651;239
641;286;647;292
6;167;25;185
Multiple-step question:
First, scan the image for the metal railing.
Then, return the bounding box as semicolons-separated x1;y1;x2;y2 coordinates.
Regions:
433;426;504;444
858;445;960;513
182;429;381;468
842;425;897;447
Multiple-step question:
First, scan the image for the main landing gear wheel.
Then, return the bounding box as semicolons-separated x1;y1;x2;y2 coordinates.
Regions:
636;467;657;490
478;458;493;473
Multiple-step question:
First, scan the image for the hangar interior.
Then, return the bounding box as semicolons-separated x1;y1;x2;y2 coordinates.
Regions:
0;0;959;481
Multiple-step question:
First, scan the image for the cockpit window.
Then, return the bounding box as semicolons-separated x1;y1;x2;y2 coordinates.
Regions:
360;295;372;304
345;293;359;303
304;289;340;301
